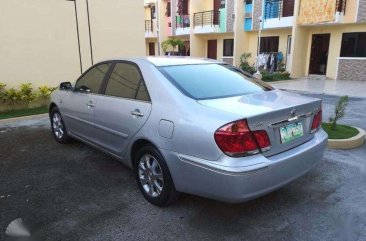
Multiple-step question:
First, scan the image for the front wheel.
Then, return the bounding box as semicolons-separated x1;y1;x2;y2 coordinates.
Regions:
50;107;71;144
134;145;180;206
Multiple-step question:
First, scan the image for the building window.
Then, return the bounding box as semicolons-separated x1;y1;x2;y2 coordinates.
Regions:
340;32;366;57
223;39;234;56
220;0;226;8
259;36;279;53
150;6;156;19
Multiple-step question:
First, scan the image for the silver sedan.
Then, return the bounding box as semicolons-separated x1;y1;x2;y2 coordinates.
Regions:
49;57;328;206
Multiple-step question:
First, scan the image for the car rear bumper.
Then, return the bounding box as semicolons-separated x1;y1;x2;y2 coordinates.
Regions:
160;129;328;203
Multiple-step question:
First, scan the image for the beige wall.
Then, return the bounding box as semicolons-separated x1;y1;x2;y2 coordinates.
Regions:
245;29;292;66
0;0;145;88
190;33;234;60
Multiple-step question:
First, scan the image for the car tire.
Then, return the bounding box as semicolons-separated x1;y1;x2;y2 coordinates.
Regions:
134;145;180;206
50;107;71;144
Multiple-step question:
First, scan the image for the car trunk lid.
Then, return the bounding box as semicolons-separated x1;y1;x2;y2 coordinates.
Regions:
198;90;322;157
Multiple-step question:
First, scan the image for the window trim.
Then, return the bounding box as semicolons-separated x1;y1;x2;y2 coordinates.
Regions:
100;60;151;103
74;61;114;94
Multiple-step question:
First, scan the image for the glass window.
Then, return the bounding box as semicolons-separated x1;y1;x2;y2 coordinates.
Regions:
259;36;279;53
75;63;110;94
340;32;366;57
160;64;271;100
223;39;234;57
105;63;142;99
136;81;150;101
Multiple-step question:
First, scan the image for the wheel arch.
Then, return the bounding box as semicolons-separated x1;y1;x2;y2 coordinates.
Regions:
49;102;58;116
130;138;160;169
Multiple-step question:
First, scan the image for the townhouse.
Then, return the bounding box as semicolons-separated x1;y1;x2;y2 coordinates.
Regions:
0;0;145;87
146;0;366;80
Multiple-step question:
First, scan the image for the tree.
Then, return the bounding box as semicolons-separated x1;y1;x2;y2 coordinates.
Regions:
161;39;184;53
329;95;349;130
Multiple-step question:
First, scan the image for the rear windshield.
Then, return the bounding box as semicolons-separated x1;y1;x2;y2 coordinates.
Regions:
159;64;272;100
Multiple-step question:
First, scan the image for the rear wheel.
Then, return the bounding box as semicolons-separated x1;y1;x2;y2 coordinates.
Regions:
50;107;71;144
134;145;180;206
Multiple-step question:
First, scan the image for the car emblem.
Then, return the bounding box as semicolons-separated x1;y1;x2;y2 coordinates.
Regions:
290;109;297;117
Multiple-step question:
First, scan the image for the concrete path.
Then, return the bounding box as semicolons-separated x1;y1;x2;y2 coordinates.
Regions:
271;78;366;98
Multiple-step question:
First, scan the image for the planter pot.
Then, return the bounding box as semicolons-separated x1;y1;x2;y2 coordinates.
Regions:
327;127;366;150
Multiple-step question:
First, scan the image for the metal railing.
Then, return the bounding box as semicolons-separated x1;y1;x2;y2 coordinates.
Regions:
193;10;220;27
264;0;294;20
176;15;190;28
145;20;153;33
336;0;347;15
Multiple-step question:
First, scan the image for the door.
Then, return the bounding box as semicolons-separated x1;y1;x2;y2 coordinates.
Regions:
207;40;217;59
61;63;112;141
148;42;155;56
213;0;221;25
309;34;330;75
282;0;295;17
93;62;152;156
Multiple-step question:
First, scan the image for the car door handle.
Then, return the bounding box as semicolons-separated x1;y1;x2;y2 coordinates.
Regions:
86;101;95;108
131;110;144;117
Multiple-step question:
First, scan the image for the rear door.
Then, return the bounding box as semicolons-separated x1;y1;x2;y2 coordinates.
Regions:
61;63;112;141
93;61;152;156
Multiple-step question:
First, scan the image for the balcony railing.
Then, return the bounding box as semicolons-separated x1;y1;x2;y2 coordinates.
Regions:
176;15;190;28
264;0;294;20
145;20;153;33
336;0;347;14
193;10;220;28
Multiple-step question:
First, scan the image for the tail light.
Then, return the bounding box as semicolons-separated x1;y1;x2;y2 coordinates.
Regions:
311;109;322;133
214;119;271;157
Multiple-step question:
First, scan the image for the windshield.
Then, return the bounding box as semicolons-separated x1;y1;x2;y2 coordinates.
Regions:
159;64;272;100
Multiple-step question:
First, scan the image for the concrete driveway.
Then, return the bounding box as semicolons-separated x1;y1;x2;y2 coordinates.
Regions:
1;93;365;241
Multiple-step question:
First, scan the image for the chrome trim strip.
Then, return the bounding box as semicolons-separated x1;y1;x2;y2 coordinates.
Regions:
269;112;313;128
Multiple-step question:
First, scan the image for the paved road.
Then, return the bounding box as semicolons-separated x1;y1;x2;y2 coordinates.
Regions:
1;93;365;241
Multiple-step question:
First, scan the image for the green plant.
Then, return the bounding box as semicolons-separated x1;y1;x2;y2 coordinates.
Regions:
0;83;6;102
239;53;256;75
260;71;291;82
161;38;184;53
4;88;21;108
19;83;36;108
37;86;57;105
329;95;349;130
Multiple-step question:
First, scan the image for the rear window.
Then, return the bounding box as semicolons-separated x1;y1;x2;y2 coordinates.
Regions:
159;64;272;100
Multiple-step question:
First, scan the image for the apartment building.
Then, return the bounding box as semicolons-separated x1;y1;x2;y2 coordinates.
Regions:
147;0;366;80
0;0;145;88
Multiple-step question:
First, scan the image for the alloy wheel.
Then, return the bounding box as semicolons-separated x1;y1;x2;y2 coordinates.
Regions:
52;113;64;139
138;154;164;198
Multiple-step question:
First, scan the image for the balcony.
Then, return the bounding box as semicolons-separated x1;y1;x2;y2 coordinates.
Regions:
262;0;295;29
193;10;221;34
175;15;190;36
145;20;157;38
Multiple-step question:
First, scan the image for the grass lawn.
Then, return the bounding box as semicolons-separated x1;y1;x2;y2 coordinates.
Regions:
322;123;359;139
0;106;48;120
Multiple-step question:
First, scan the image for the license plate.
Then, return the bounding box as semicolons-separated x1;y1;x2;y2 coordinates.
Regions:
280;122;304;144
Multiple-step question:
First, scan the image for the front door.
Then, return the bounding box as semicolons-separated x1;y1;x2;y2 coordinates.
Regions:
207;40;217;59
93;62;152;156
61;63;111;142
309;34;330;75
213;0;221;25
148;42;155;56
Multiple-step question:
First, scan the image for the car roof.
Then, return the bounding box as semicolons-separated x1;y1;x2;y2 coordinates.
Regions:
104;57;223;67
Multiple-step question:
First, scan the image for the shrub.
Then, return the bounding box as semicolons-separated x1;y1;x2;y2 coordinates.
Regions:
329;96;349;131
19;83;37;108
161;39;184;53
38;86;58;105
0;83;6;102
239;53;256;75
261;71;291;82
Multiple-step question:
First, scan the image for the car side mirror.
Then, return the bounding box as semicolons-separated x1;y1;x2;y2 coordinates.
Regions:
59;82;73;91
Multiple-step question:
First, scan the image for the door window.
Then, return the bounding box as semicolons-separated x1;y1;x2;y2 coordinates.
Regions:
75;63;111;93
105;62;150;101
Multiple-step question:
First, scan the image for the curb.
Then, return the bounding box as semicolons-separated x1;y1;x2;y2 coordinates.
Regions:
327;127;366;150
0;113;48;125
